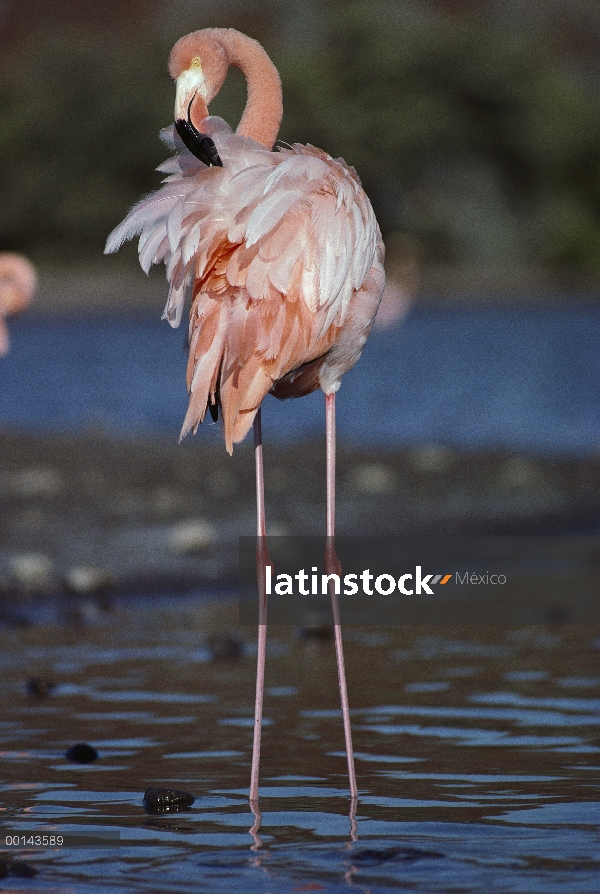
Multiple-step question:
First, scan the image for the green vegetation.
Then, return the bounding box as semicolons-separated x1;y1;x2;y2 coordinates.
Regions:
0;31;171;264
278;2;600;273
1;1;599;280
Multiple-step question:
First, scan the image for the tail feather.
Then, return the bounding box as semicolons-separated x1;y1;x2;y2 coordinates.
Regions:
220;343;274;453
180;300;228;439
228;362;275;450
181;276;344;451
181;288;275;453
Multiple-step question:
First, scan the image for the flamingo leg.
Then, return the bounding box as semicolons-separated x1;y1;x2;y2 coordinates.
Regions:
250;406;269;804
325;392;358;800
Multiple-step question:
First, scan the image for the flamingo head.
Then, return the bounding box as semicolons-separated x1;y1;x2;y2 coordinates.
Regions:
169;30;228;167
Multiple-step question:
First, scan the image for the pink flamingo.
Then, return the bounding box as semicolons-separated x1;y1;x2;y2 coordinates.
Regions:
0;253;37;356
106;28;385;802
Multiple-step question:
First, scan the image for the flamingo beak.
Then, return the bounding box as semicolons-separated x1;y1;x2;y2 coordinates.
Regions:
174;60;222;167
174;61;209;124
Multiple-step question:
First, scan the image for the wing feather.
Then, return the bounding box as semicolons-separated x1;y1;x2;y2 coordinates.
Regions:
105;118;384;451
106;123;378;328
138;226;168;274
245;189;304;246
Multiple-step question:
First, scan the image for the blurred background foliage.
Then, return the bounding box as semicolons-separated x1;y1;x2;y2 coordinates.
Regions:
0;0;599;283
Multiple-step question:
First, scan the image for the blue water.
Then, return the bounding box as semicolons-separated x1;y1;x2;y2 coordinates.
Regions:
1;597;599;893
1;301;599;454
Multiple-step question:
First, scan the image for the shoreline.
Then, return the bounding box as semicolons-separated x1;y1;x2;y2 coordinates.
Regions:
22;267;600;317
1;429;598;617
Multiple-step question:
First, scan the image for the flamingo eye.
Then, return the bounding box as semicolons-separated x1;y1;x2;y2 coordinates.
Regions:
190;57;202;69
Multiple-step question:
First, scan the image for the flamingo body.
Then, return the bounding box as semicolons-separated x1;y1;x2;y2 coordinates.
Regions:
0;252;37;356
105;28;385;802
106;32;384;453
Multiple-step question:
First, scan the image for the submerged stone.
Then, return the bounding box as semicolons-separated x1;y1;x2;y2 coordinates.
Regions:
143;787;195;814
26;677;56;697
206;633;244;662
66;743;98;763
0;859;38;879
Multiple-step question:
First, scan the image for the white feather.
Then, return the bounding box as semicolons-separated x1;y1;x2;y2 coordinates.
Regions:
106;125;382;368
139;226;167;274
245;189;304;246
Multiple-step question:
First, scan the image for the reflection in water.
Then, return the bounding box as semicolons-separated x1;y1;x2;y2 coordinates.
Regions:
248;798;262;850
0;594;599;892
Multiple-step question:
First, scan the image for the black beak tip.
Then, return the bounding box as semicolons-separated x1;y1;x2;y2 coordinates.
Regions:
175;119;223;167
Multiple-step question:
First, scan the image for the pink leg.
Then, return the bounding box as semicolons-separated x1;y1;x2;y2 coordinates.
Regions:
325;392;358;800
250;406;269;804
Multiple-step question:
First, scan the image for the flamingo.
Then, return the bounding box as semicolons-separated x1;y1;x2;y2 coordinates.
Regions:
0;253;37;356
105;28;385;803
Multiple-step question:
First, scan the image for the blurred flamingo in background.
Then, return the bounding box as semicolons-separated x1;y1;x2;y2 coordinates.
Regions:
372;233;418;331
373;278;413;330
106;27;385;802
0;252;37;356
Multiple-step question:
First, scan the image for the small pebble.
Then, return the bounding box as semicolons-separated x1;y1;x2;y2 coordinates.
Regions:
351;463;396;495
265;522;289;537
9;466;64;498
65;565;111;595
499;456;543;488
143;787;195;814
66;743;98;763
26;677;56;697
408;445;455;473
169;519;216;554
9;552;55;592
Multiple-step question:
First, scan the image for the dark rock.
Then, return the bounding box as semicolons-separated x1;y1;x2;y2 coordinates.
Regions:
0;859;38;878
26;677;56;697
65;743;98;763
206;633;244;662
143;787;195;814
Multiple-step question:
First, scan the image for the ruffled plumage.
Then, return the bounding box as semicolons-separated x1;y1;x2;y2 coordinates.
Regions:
105;115;384;452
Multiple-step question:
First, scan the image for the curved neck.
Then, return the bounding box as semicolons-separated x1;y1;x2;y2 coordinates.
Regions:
221;30;283;150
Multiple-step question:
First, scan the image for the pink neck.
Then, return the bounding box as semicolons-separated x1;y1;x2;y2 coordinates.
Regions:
221;30;283;150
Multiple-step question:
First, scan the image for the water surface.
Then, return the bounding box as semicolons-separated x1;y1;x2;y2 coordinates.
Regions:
1;595;598;892
1;301;599;453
